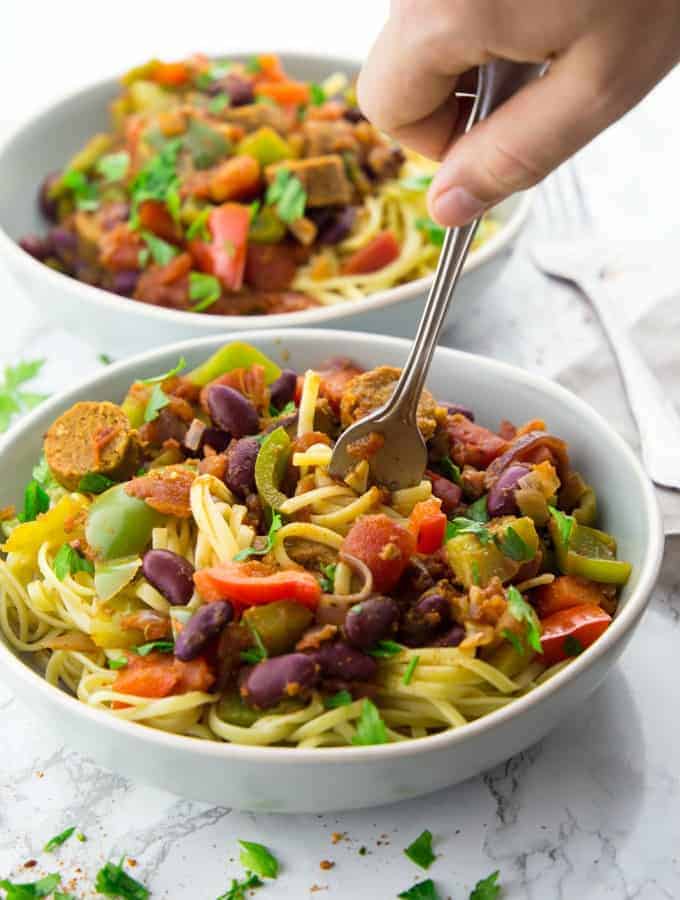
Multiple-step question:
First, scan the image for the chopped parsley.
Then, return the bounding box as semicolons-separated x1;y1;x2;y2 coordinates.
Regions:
94;857;149;899
268;400;296;418
324;689;353;709
140;230;178;266
140;357;187;386
77;472;115;494
208;92;231;114
189;272;221;312
53;544;94;581
470;870;501;900
238;841;279;879
186;207;212;241
501;628;525;655
61;169;99;211
398;878;440;900
0;872;61;898
416;217;445;247
507;586;542;653
367;639;404;659
404;830;436;870
0;359;47;432
401;174;433;191
309;83;326;105
549;505;575;546
43;826;76;852
402;655;420;685
266;168;307;223
144;383;170;423
351;699;388;746
564;635;584;657
318;562;337;593
240;625;268;664
445;517;493;545
234;512;283;562
467;494;489;523
496;525;535;562
135;640;174;656
217;872;263;900
437;456;461;484
18;480;50;523
108;657;128;670
129;138;181;228
98;353;113;365
96;151;130;182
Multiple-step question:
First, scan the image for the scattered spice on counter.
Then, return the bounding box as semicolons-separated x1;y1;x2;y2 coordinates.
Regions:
319;860;334;871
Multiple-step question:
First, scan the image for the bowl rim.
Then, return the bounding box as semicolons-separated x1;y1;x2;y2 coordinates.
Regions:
0;50;533;332
0;329;664;764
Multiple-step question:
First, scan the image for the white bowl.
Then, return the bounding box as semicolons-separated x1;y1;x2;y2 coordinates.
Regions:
0;330;662;812
0;53;532;354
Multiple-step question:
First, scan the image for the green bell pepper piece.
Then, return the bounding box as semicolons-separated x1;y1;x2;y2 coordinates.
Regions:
255;426;291;511
249;206;287;244
549;517;631;584
445;516;539;588
236;127;294;167
86;483;163;560
187;341;281;387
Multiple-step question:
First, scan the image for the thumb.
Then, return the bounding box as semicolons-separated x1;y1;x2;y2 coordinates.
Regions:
428;44;621;226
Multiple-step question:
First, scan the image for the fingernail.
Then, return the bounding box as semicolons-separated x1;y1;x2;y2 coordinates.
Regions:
430;187;486;226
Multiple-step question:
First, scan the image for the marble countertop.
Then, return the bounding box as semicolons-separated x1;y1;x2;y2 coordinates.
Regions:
2;4;680;897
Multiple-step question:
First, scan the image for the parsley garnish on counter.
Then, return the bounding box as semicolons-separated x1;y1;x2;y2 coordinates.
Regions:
469;869;501;899
217;871;263;900
0;359;48;432
94;857;149;899
238;840;279;879
398;878;440;900
0;872;61;898
404;830;436;870
43;826;76;853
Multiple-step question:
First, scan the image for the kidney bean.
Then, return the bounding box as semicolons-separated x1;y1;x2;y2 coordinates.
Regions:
433;625;465;647
344;596;400;650
343;107;366;123
399;592;451;646
427;470;462;515
202;427;231;454
112;269;139;296
310;641;377;681
207;384;259;437
224;74;255;106
224;437;259;497
49;226;77;260
240;653;319;709
175;600;233;661
142;549;196;606
444;403;475;421
269;369;297;411
318;207;356;245
486;463;532;518
39;172;60;221
19;234;51;261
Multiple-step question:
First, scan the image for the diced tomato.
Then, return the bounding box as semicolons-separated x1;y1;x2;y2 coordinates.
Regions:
254;54;286;82
534;575;608;619
112;652;215;699
189;203;250;291
342;514;416;592
539;604;612;666
138;199;181;243
245;242;298;291
151;61;190;87
194;561;321;613
209;155;261;203
317;359;364;413
409;498;446;554
255;80;311;106
342;231;400;275
447;414;508;469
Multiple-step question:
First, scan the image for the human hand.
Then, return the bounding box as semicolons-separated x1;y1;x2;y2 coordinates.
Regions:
358;0;680;225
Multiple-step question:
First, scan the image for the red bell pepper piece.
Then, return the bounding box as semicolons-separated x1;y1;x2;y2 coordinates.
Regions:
343;231;400;275
539;603;612;666
189;203;250;291
534;575;608;619
194;561;321;613
409;498;446;554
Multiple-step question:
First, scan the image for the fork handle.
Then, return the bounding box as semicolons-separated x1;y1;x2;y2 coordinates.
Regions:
581;275;680;490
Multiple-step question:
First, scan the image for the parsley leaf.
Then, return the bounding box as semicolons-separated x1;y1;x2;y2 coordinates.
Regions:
401;174;433;191
0;873;61;898
55;893;77;900
319;562;337;593
216;872;263;900
467;494;489;523
548;505;575;546
402;655;420;685
144;383;170;423
266;168;307;223
416;217;445;247
324;689;353;709
309;83;326;105
53;544;94;581
238;841;279;879
495;525;535;562
18;480;49;523
96;151;130;182
43;826;76;852
208;92;231;114
404;830;436;870
135;640;174;656
367;639;404;659
564;635;584;657
77;472;115;494
438;456;461;484
470;869;501;900
186;207;211;241
501;628;525;655
352;699;388;745
108;657;128;670
268;400;296;418
61;169;99;210
129;138;182;228
233;512;283;562
445;517;493;544
507;586;542;654
240;624;268;664
398;878;440;900
189;271;221;312
0;359;47;432
140;358;187;386
140;230;178;266
95;857;149;899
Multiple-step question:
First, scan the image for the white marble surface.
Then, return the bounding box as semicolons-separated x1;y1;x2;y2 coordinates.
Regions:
2;4;680;898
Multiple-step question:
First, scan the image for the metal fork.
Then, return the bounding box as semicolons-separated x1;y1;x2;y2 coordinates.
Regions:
531;165;680;492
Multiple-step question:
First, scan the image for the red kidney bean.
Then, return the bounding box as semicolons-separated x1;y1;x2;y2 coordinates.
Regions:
19;234;51;261
486;463;532;518
269;369;297;411
224;74;255;106
175;600;233;661
207;384;259;437
49;226;77;260
224;437;259;497
112;269;139;296
433;625;465;647
344;596;400;650
202;427;231;454
39;172;60;221
444;403;475;421
318;207;356;245
240;653;319;709
343;107;366;123
427;470;462;514
399;592;451;647
310;641;377;681
142;549;195;606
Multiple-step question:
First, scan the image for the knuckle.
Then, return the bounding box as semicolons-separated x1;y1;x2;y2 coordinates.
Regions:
479;139;547;195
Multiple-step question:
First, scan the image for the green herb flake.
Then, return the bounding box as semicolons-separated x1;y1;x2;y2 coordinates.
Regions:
94;857;149;900
324;689;353;709
268;400;296;418
61;169;99;211
96;151;130;182
216;871;263;900
140;357;187;386
319;562;337;593
495;525;535;562
234;512;283;562
438;456;461;484
129;138;182;228
240;624;268;664
98;353;113;365
467;494;489;523
310;83;326;105
367;639;404;659
135;640;174;656
351;699;388;746
0;872;62;898
108;657;128;670
209;92;231;114
470;869;501;900
140;230;178;266
404;829;436;870
402;655;420;686
358;846;367;856
18;480;50;523
77;472;115;494
445;517;493;544
415;217;445;247
144;383;170;423
507;585;542;654
238;840;279;879
470;560;481;586
266;168;307;223
0;359;47;432
564;635;584;657
76;831;86;843
502;628;525;655
401;174;433;191
398;878;440;900
189;271;221;312
186;207;212;241
43;826;76;853
53;544;94;581
549;505;575;546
